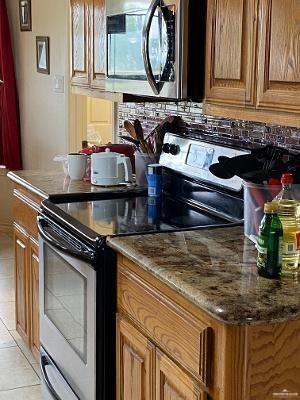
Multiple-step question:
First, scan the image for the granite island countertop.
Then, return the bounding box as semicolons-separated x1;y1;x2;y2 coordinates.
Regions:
108;226;300;325
7;170;142;199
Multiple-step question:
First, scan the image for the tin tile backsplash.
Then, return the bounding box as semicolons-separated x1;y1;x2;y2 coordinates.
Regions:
119;101;300;151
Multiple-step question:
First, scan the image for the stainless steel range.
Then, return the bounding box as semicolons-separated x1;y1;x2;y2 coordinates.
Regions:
38;132;248;399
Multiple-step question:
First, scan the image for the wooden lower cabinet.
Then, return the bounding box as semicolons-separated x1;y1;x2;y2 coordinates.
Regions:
117;315;206;400
14;225;40;361
14;226;30;347
12;183;42;362
117;255;300;400
29;239;40;360
117;315;155;400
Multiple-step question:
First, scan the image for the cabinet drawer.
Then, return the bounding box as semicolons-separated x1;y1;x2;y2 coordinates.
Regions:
118;265;212;386
13;192;40;240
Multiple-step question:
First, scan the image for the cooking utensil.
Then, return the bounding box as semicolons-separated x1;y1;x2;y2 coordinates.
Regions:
134;119;154;154
210;154;262;179
133;119;144;141
130;119;154;155
124;120;137;140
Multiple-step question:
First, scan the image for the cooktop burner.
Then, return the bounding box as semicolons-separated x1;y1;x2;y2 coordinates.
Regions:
54;195;231;237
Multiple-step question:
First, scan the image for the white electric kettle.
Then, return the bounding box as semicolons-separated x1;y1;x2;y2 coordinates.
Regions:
91;149;133;186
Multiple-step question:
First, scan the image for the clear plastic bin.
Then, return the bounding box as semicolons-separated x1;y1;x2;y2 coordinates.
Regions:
243;181;281;242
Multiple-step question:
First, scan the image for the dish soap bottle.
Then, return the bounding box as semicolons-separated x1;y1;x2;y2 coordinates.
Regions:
257;202;283;279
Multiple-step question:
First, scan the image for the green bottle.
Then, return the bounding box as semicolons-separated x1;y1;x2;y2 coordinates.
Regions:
256;202;283;279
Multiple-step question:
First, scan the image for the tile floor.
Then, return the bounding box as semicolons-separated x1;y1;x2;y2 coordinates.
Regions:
0;232;42;399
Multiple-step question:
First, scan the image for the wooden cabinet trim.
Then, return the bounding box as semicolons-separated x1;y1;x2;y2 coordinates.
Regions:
204;102;300;128
118;255;217;327
13;189;41;213
13;196;39;241
118;264;213;386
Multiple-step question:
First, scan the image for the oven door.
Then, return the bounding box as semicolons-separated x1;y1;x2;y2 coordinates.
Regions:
106;0;187;98
38;217;96;400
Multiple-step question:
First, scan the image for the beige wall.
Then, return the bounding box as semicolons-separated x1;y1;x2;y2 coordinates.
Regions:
6;0;70;170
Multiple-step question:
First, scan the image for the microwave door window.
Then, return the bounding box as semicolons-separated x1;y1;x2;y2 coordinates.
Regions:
145;4;176;90
148;8;161;81
108;12;148;80
44;246;87;363
160;5;176;82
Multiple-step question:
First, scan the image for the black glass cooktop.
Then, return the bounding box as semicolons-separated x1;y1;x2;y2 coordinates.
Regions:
55;195;230;237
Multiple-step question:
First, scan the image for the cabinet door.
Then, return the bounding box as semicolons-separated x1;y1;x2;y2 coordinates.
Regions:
205;0;258;106
14;226;30;346
256;0;300;112
156;349;206;400
29;240;40;362
90;0;106;88
71;0;90;86
117;315;155;400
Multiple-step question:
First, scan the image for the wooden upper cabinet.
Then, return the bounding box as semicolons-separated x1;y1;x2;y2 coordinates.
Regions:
205;0;258;107
117;315;155;400
256;0;300;112
90;0;106;88
71;0;90;86
156;350;206;400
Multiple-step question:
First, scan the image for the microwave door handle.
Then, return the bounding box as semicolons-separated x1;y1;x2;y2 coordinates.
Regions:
142;0;161;95
41;354;79;400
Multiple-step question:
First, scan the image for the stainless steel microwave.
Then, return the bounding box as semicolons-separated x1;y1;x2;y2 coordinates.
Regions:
105;0;206;99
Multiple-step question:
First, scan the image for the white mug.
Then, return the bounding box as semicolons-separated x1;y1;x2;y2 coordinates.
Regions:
67;153;87;180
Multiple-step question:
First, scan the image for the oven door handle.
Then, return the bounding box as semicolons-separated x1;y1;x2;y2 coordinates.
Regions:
38;216;96;264
142;0;162;95
41;352;79;400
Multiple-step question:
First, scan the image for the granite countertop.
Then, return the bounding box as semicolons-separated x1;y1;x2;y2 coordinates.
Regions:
7;170;141;199
108;226;300;325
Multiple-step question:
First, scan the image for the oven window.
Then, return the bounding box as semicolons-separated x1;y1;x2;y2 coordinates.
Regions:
44;246;87;363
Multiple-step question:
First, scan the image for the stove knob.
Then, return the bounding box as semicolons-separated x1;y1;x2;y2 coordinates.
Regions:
162;143;171;154
169;144;180;156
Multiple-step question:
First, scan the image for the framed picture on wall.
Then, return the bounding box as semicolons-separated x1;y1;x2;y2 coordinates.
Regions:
36;37;50;75
19;0;32;31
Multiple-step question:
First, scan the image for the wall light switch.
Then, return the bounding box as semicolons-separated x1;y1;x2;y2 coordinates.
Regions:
53;75;65;93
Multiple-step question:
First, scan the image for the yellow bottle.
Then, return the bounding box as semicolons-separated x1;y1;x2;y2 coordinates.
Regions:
278;200;299;275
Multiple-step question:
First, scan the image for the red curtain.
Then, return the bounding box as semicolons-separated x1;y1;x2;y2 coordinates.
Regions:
0;0;22;170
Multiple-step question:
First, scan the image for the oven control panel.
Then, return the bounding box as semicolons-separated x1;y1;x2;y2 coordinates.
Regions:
159;133;250;191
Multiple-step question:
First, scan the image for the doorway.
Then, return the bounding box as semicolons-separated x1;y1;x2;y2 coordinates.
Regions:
69;94;118;152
